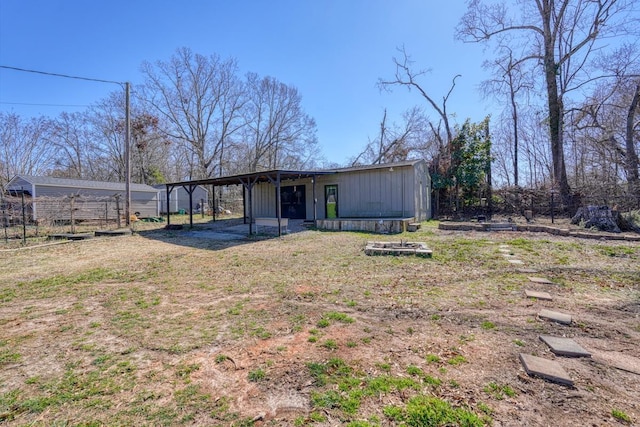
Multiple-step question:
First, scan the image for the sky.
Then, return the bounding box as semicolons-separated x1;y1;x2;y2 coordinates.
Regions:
0;0;493;165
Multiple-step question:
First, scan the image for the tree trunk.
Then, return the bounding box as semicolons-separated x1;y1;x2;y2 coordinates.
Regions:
625;83;640;204
571;205;621;233
542;1;572;209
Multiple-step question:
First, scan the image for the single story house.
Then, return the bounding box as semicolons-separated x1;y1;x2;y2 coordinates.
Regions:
154;184;209;214
165;159;431;233
6;175;160;222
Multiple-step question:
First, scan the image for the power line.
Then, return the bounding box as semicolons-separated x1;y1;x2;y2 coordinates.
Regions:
0;65;124;86
0;101;90;108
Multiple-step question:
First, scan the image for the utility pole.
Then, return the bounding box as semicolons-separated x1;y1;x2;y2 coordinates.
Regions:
125;82;131;227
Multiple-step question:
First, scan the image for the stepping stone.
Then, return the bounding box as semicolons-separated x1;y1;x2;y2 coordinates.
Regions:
539;335;591;357
525;290;553;301
590;350;640;375
519;353;574;386
502;253;515;257
517;268;539;274
498;248;511;253
499;244;509;248
538;309;572;325
528;276;553;284
508;259;524;265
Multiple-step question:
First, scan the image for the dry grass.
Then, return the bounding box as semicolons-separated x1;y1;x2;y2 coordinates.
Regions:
1;221;639;426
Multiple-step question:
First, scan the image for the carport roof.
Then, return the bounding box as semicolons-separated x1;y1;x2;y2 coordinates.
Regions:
166;169;336;188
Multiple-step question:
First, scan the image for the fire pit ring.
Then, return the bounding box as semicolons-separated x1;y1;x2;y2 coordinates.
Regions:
365;241;432;257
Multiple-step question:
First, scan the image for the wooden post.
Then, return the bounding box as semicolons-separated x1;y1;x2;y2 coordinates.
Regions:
165;185;172;226
114;194;121;229
70;195;76;234
21;189;26;245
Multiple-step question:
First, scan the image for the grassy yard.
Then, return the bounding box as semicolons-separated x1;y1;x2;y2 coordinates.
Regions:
1;221;638;426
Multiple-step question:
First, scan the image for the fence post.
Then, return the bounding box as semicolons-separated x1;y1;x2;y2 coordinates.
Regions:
114;194;121;229
21;188;27;245
1;193;7;243
70;195;76;234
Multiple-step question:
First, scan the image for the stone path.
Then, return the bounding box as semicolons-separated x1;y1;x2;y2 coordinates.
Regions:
497;241;637;388
500;243;578;386
528;276;554;284
519;353;574;386
538;309;572;325
524;290;553;301
539;335;591;357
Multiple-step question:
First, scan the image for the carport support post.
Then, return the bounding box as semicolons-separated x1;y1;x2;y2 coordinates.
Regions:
267;173;283;237
312;175;317;226
187;185;194;228
165;184;172;226
214;185;217;222
241;177;255;235
276;172;282;237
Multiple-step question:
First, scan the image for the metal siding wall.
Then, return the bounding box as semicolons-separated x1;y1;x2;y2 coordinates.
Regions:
7;177;32;191
33;185;159;220
131;191;159;217
176;186;208;212
252;182;276;217
245;163;431;221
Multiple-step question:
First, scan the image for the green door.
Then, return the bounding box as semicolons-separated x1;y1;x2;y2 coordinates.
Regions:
325;185;338;218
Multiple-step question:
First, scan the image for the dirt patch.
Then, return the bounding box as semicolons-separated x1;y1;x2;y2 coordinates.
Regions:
0;222;638;426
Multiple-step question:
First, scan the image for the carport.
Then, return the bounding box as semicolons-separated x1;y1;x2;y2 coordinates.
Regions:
165;169;335;236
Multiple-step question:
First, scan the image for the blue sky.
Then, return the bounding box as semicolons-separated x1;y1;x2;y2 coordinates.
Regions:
0;0;492;165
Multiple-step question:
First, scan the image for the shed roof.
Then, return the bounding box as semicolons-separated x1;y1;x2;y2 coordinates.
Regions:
166;169;336;188
10;175;159;193
165;160;425;189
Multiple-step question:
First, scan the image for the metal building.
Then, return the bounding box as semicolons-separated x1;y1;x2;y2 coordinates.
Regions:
5;175;160;222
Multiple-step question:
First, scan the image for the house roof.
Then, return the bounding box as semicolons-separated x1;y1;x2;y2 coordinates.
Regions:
10;175;160;193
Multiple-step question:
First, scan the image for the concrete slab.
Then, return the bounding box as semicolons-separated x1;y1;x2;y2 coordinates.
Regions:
508;259;524;265
529;276;554;284
590;350;640;375
95;229;132;236
185;230;247;241
525;290;553;301
539;335;591;357
519;353;574;386
538;309;572;325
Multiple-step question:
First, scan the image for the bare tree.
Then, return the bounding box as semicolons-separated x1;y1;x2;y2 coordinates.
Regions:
0;112;55;190
242;73;318;172
140;47;246;179
351;107;430;166
481;47;534;188
48;111;93;179
86;92;128;181
573;74;640;204
458;0;638;208
378;46;462;215
129;112;172;185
